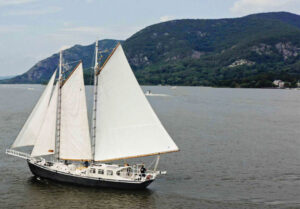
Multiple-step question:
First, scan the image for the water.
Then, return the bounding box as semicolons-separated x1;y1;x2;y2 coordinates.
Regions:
1;85;300;209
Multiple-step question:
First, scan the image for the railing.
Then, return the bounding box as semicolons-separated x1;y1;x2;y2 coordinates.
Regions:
5;149;32;160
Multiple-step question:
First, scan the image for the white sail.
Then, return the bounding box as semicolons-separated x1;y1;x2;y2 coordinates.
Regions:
60;62;92;160
31;84;58;157
12;71;57;148
94;44;179;162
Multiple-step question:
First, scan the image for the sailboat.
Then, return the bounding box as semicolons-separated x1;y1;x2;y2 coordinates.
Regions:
6;41;179;189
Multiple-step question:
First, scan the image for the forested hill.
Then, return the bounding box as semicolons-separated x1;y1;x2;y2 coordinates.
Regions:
123;12;300;87
2;12;300;87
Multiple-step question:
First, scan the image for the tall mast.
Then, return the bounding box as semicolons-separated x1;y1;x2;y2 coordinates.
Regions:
55;50;63;161
91;40;98;162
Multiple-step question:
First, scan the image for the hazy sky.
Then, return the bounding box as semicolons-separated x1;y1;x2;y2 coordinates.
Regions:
0;0;300;76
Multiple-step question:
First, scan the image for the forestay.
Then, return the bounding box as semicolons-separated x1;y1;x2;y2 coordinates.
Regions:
31;84;58;157
60;62;92;160
12;71;57;148
94;44;179;162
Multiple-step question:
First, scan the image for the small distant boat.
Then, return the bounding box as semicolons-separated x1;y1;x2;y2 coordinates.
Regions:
145;90;170;97
6;41;179;189
171;86;177;90
145;90;152;95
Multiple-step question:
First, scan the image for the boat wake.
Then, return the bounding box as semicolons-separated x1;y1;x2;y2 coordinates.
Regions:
145;93;171;97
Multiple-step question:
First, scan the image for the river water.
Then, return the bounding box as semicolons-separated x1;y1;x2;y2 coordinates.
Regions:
0;85;300;209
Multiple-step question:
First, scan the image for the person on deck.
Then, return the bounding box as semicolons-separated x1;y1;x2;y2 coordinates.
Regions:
84;161;89;168
140;165;146;177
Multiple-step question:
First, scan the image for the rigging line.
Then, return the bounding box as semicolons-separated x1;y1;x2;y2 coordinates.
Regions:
61;60;82;78
62;60;82;66
146;157;157;169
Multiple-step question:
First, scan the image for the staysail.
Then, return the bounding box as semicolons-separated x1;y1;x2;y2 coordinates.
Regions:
12;71;57;148
59;62;92;160
31;84;58;157
94;44;179;162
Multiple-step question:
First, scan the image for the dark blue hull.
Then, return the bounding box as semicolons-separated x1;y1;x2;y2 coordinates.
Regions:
27;161;153;189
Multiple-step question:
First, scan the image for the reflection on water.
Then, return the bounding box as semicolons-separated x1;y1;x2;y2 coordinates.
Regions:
1;85;300;209
25;177;156;209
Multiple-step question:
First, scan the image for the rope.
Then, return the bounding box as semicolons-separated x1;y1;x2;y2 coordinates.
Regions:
61;60;82;77
62;60;82;66
146;157;157;169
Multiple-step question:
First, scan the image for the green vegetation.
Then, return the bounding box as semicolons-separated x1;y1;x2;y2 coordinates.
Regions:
133;46;300;88
123;12;300;87
83;68;94;85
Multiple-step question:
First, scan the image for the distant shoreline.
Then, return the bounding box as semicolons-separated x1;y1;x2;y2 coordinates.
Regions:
1;83;299;90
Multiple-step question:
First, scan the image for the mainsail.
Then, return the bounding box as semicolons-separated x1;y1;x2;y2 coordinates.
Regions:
31;84;58;157
94;44;179;162
12;71;57;148
59;62;92;160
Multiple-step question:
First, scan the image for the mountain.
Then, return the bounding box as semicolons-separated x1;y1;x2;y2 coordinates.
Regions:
246;12;300;29
123;11;300;87
0;39;119;84
2;12;300;87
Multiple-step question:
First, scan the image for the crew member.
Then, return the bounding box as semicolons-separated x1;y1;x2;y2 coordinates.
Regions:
140;165;146;177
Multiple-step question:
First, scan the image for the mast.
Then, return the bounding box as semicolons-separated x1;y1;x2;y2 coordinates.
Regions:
91;40;98;162
55;50;63;161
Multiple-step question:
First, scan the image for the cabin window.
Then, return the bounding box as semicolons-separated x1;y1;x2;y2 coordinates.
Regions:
107;170;113;176
90;168;96;174
98;169;104;175
116;171;120;176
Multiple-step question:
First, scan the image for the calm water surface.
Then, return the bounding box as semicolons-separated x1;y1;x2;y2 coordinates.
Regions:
1;85;300;209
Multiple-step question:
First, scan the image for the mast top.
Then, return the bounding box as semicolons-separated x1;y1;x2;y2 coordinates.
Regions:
59;50;63;78
94;40;99;70
96;42;120;76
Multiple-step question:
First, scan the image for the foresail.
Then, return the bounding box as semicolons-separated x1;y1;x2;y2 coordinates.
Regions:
12;71;57;148
60;62;92;160
94;44;179;162
31;84;58;157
